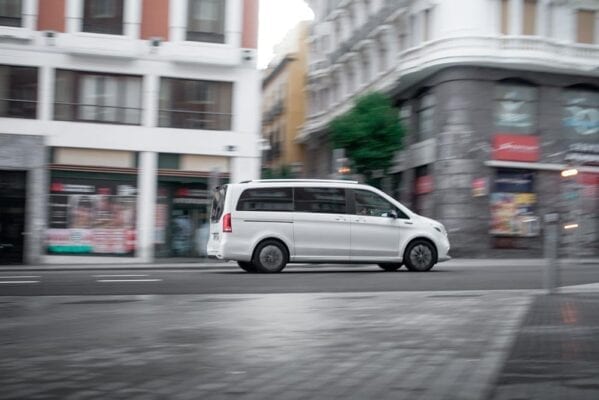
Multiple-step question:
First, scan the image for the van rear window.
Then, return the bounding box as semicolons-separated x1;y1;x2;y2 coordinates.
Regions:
236;188;293;212
210;185;227;222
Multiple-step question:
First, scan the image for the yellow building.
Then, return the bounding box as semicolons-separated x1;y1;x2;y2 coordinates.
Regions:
261;21;309;177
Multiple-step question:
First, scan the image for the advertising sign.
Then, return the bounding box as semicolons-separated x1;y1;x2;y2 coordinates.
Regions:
490;172;539;237
492;134;540;162
47;177;137;255
494;85;537;134
472;178;488;197
562;89;599;137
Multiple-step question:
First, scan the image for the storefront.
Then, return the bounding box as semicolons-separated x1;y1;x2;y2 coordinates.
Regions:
46;171;138;256
154;178;211;258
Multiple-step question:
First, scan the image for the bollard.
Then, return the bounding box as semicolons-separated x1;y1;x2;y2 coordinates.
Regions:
543;213;560;294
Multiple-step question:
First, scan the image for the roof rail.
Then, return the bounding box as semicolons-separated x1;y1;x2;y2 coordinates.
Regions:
243;179;359;184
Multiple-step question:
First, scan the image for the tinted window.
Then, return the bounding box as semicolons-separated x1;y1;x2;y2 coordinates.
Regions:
295;187;346;214
353;190;409;219
236;188;293;212
210;185;227;222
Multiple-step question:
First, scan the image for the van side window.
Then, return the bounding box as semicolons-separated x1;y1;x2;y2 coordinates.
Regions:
353;190;409;219
295;187;346;214
236;188;293;212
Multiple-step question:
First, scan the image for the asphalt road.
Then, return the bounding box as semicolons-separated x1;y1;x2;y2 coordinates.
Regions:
1;261;598;296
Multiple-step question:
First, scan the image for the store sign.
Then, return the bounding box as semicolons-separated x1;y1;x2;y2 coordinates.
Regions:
415;176;434;195
565;143;599;166
492;134;539;162
47;178;137;255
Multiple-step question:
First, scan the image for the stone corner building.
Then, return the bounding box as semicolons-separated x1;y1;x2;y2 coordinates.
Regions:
302;0;599;257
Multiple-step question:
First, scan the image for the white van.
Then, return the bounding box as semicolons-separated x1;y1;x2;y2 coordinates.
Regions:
207;179;450;273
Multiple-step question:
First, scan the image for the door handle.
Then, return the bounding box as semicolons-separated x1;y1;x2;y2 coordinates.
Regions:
334;217;346;222
404;221;413;225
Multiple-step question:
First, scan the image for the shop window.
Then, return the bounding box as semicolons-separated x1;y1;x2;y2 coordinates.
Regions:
494;81;538;134
562;86;599;138
490;169;539;237
236;187;293;212
522;0;537;36
0;0;21;27
416;91;435;142
47;172;137;256
187;0;226;43
0;65;37;119
54;70;142;125
577;9;596;44
82;0;124;35
159;78;232;131
295;187;346;214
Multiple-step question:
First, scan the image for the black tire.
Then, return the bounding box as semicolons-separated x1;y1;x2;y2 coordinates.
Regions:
378;263;403;272
404;240;437;272
252;240;288;273
237;261;257;273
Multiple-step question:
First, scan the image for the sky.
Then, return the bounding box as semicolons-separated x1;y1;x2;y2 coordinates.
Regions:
258;0;314;69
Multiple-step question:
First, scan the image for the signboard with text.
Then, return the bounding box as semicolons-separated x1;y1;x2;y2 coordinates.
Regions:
492;134;540;162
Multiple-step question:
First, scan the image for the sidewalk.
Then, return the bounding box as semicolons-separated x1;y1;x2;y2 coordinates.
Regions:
1;257;597;271
488;291;599;400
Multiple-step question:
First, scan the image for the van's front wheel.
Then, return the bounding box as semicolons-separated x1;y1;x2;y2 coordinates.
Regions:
253;240;288;273
404;240;437;272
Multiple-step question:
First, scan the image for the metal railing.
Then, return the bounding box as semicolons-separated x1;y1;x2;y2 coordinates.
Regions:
158;109;232;131
54;102;141;125
0;98;37;119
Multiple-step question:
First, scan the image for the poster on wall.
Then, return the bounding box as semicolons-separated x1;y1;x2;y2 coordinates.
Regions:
490;193;539;236
46;179;137;255
490;172;539;237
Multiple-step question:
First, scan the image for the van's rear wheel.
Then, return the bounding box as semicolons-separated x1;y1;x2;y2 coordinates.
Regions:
253;240;288;273
237;261;257;273
404;240;437;272
378;263;402;272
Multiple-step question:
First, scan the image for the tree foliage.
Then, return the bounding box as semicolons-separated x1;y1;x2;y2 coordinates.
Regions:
329;92;405;183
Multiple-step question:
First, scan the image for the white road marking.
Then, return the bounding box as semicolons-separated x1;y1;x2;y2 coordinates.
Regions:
0;276;41;279
92;274;148;278
0;280;40;284
96;279;163;283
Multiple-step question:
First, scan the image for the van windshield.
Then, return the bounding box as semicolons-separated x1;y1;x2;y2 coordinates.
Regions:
210;185;227;222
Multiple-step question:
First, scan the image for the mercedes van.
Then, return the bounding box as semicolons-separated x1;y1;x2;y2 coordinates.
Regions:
207;179;450;273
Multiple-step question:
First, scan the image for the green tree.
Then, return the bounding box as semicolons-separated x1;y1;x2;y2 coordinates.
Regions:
329;92;405;184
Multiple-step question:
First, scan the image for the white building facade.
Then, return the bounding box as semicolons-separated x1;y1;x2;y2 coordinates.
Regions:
0;0;261;264
303;0;599;257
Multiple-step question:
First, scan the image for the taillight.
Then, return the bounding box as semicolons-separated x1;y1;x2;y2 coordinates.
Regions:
223;213;232;233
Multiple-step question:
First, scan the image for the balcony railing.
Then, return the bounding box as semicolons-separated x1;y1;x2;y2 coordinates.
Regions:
398;36;599;75
158;109;232;131
0;98;37;119
54;102;141;125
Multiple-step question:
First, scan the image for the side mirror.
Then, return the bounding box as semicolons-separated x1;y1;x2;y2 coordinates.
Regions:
388;210;398;219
